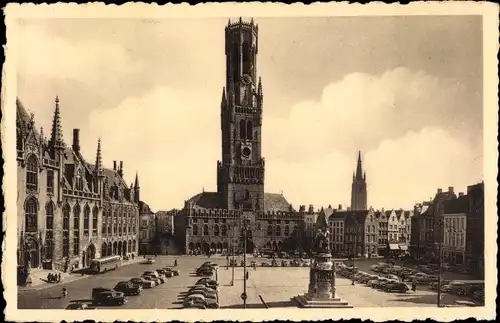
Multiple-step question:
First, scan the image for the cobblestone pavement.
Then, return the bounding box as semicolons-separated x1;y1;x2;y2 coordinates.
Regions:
18;256;225;309
217;267;472;308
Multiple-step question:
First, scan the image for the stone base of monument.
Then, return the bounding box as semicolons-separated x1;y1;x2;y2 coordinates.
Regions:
292;293;353;308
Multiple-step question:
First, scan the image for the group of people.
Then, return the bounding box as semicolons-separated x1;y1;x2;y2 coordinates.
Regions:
46;272;63;283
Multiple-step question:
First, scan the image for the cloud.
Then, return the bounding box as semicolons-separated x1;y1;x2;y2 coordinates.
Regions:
17;24;143;83
79;67;481;211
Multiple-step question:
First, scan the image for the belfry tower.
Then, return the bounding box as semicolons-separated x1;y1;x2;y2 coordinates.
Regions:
351;151;367;211
217;18;265;212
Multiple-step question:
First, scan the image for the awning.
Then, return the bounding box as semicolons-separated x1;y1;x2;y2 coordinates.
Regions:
399;245;408;251
389;244;400;250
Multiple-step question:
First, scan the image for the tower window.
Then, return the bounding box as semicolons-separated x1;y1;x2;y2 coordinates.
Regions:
239;120;246;140
24;197;38;233
242;41;250;74
46;170;54;194
246;121;253;140
231;42;239;82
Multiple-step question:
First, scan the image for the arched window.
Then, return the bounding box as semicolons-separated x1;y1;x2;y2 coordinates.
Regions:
45;202;55;260
239;120;246;140
276;225;281;237
221;225;227;236
284;225;289;236
267;225;273;237
231;42;239;82
46;170;54;194
73;204;80;230
246;121;253;140
26;155;38;191
83;204;90;234
45;202;54;231
192;224;198;236
25;198;37;233
62;203;70;257
73;203;80;256
203;224;209;236
92;206;98;235
242;41;250;74
214;225;220;236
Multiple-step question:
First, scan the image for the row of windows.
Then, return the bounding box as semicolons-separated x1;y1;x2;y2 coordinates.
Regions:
191;224;297;237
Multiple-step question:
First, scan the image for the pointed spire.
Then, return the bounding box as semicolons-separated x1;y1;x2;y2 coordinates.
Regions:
251;18;254;26
40;127;44;141
95;138;103;176
221;87;226;109
258;77;263;95
134;172;140;189
355;151;363;180
50;95;64;149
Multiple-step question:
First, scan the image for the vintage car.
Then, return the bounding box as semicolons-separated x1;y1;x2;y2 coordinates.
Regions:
130;277;155;289
92;288;127;306
113;281;143;296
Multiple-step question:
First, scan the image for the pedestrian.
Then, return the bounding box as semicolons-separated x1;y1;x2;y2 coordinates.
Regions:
57;273;62;283
246;271;249;280
412;281;417;293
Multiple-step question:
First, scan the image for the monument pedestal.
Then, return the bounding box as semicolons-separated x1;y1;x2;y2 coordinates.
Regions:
292;252;352;308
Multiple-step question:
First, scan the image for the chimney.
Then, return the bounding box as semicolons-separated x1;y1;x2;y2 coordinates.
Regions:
338;204;342;210
308;205;314;213
437;188;443;194
459;192;464;197
119;161;123;177
448;186;454;193
299;205;305;212
72;129;80;153
113;161;117;171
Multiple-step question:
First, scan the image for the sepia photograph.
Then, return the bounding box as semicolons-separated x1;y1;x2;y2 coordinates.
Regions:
2;2;498;322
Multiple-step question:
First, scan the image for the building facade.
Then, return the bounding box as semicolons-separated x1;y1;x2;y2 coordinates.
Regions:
139;201;155;255
442;195;468;266
376;210;388;256
328;209;345;255
351;151;367;211
176;19;303;255
156;209;177;235
17;97;140;272
465;182;484;277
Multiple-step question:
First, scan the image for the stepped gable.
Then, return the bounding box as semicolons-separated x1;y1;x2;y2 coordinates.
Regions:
264;193;293;212
139;201;154;214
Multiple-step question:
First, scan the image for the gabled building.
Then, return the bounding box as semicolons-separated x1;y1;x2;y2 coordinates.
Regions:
465;182;484;277
17;97;140;272
376;209;388;256
442;194;468;267
342;208;378;258
328;205;346;255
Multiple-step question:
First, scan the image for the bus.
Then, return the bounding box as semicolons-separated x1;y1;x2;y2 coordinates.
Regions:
89;255;121;274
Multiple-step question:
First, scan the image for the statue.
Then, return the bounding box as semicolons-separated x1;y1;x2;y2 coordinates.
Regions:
314;228;330;254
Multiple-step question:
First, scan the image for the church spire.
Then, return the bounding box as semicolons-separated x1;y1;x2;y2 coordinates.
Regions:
355;150;363;181
134;172;140;189
221;87;226;110
95;138;103;176
50;95;64;149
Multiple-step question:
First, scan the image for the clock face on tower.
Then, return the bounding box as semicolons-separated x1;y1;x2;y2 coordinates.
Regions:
241;74;252;86
240;143;252;160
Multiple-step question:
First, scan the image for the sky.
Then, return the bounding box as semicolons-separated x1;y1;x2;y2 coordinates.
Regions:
16;16;483;212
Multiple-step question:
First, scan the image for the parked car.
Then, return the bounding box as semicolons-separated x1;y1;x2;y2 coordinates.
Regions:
65;302;92;310
441;281;467;294
183;294;207;309
384;282;409;293
113;281;143;296
457;283;484;297
144;274;162;285
92;289;127;306
472;290;485;304
143;270;159;278
145;257;155;264
130;277;155;289
156;273;168;283
141;275;159;286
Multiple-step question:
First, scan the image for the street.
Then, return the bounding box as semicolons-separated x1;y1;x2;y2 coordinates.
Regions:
18;256;226;310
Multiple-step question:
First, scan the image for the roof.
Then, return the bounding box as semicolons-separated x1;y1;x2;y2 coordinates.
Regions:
328;212;347;221
139;201;154;214
336;210;369;225
264;193;293;212
443;195;469;214
186;191;293;213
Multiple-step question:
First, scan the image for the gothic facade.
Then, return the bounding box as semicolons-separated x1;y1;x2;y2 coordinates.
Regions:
16;97;140;272
176;18;303;254
350;151;368;211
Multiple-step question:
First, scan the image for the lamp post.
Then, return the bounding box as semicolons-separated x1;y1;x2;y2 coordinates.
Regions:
436;216;457;308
